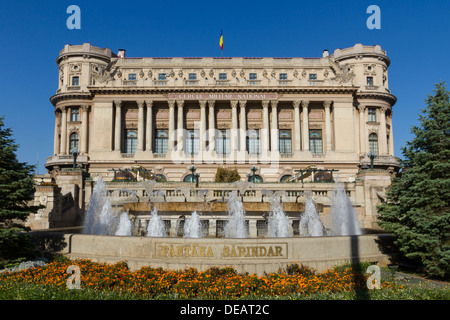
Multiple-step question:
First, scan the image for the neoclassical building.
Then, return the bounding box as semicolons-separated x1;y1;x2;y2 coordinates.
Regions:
29;43;400;231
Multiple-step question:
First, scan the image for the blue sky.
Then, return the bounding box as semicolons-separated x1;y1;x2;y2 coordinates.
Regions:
0;0;449;174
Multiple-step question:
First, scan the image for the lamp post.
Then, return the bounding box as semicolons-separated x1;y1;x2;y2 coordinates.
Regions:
248;165;258;183
189;165;199;187
71;148;79;169
368;152;376;170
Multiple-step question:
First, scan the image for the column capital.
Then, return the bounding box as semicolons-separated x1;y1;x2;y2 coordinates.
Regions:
230;100;238;108
176;100;185;107
137;100;145;108
293;100;301;108
239;100;247;108
262;100;270;108
270;100;278;108
80;104;91;111
301;100;310;108
168;100;176;108
114;100;122;107
199;100;207;108
145;100;153;107
357;105;365;113
323;100;333;109
207;100;215;108
380;105;389;113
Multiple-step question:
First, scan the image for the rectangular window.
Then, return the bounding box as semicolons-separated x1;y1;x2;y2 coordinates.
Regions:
125;129;137;154
188;73;197;85
279;73;288;80
128;73;136;81
155;129;168;154
367;76;374;85
219;73;227;80
158;73;167;80
185;129;199;155
72;76;80;86
249;73;258;85
368;108;377;122
247;129;260;154
70;108;80;122
309;129;323;154
309;74;317;80
216;129;230;154
279;129;292;154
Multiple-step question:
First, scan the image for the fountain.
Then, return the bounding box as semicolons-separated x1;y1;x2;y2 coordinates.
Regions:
184;211;202;238
147;208;167;237
300;194;324;237
328;182;362;236
224;191;248;238
115;212;133;236
267;195;291;237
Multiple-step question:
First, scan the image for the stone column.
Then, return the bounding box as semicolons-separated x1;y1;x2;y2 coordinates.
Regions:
271;100;278;152
293;101;301;152
358;105;366;154
231;101;238;152
301;100;310;151
239;100;247;152
199;100;207;152
114;100;122;152
168;100;176;151
146;100;153;152
60;106;68;154
54;110;60;155
208;100;215;151
262;100;270;152
137;100;145;152
379;106;388;155
324;100;332;151
176;100;184;150
80;104;90;154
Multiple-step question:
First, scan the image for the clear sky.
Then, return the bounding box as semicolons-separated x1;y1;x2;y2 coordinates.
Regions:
0;0;449;174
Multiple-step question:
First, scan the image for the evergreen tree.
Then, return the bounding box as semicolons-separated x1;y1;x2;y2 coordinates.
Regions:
377;82;450;279
0;116;40;267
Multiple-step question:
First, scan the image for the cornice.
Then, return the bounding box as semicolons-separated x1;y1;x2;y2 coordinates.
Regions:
50;92;92;106
355;91;397;106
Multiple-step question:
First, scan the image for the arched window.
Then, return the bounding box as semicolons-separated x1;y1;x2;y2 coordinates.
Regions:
280;174;292;183
248;174;263;183
155;174;167;182
369;133;378;155
69;132;79;154
183;174;196;182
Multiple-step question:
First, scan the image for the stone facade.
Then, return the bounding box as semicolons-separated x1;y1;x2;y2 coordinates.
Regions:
28;43;400;231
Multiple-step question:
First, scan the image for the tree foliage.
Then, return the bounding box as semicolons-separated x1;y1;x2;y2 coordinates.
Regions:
0;116;41;267
214;167;241;183
377;82;450;279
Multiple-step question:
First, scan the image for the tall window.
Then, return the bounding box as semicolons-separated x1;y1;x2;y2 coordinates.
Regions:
309;129;323;154
70;108;80;122
155;129;168;154
367;76;374;85
185;129;199;155
369;133;378;155
368;108;377;122
125;129;137;154
216;129;230;155
247;129;260;154
69;132;79;154
279;129;292;154
72;76;80;86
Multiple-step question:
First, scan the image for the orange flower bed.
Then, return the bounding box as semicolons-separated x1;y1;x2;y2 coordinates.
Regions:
0;259;398;299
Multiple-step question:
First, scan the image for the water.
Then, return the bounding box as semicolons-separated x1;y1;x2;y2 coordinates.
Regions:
224;191;247;238
300;197;324;237
329;183;362;236
147;208;167;237
267;196;291;237
184;211;202;238
115;212;133;236
83;179;118;235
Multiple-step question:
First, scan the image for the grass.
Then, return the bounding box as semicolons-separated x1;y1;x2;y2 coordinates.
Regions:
0;258;448;300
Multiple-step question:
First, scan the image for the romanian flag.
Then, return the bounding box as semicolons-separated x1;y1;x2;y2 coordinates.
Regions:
219;29;223;50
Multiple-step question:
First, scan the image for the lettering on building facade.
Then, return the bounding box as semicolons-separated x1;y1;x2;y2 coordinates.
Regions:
168;93;278;101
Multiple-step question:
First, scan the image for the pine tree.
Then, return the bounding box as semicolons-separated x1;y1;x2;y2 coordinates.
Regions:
0;116;41;267
377;82;450;279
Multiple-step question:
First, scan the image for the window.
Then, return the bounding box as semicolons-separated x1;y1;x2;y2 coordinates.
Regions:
309;74;317;80
247;129;260;154
128;73;136;81
279;129;292;154
188;73;197;84
309;129;323;154
183;174;197;183
185;129;199;155
158;73;167;80
367;76;374;86
125;129;137;154
70;108;80;122
279;73;288;85
248;174;263;183
280;175;292;183
72;76;80;86
69;133;79;154
216;129;230;155
368;108;377;122
249;73;257;85
369;133;378;155
219;73;227;80
155;129;168;154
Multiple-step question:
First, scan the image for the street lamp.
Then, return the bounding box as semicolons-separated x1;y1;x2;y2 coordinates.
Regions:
248;165;258;182
189;165;199;187
70;148;79;169
368;151;376;170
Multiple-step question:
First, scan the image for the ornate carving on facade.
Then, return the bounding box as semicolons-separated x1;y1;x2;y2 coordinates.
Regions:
93;58;118;83
329;57;355;84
